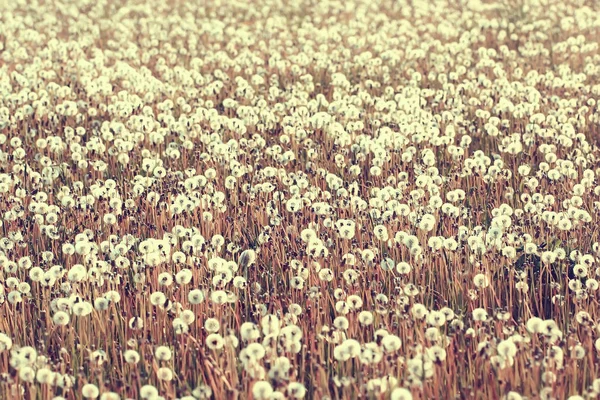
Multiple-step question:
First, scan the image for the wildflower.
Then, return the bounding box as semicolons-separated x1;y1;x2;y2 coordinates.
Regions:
241;322;261;342
287;382;307;398
346;295;362;310
333;316;349;330
381;335;402;353
128;317;143;330
53;311;70;326
0;333;12;351
157;367;173;381
426;311;446;327
252;381;273;399
36;368;55;384
358;311;374;326
503;392;524;400
155;346;172;361
206;334;225;350
150;292;167;308
204;318;220;333
188;289;205;304
396;262;412;274
82;384;100;399
473;273;490;289
373;225;389;241
571;344;585;359
472;308;488;322
210;290;228;305
192;385;213;399
173;318;189;334
175;269;193;285
19;367;35;383
140;385;158;399
123;350;140;364
411;304;429;320
497;339;517;358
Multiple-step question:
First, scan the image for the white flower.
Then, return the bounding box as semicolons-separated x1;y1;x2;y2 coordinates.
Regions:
82;384;99;399
391;387;413;400
252;381;273;400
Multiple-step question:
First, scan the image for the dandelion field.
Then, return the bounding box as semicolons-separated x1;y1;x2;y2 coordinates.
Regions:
1;0;600;399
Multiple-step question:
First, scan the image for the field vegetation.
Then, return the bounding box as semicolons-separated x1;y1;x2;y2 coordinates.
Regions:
1;0;600;399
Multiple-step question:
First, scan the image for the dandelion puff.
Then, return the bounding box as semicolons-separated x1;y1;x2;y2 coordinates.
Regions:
175;269;193;285
53;311;70;326
593;379;600;394
188;289;205;304
173;318;189;334
503;392;523;400
396;262;412;274
287;382;307;398
380;257;394;271
205;318;220;333
333;316;349;330
210;290;228;305
206;333;225;350
473;273;489;289
411;303;428;320
0;333;12;351
123;350;140;364
358;311;374;326
472;308;488;322
36;368;54;385
139;385;158;399
252;381;273;400
571;344;585;359
497;339;517;358
180;310;195;325
150;292;167;307
19;366;35;383
128;317;143;330
155;346;172;361
381;335;402;353
594;338;600;352
81;384;99;399
94;298;110;311
192;385;213;399
390;387;412;400
157;367;173;381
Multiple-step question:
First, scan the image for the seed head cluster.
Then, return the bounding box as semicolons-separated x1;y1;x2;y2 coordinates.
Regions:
1;0;600;399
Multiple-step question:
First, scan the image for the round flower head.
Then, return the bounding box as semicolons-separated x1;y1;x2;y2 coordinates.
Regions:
390;387;412;400
157;367;173;381
252;381;273;400
473;273;489;289
124;349;140;364
358;311;374;326
155;346;172;361
140;385;158;399
206;333;225;350
188;289;205;305
472;308;488;322
287;382;307;398
81;384;99;399
204;318;220;333
0;333;12;352
53;311;70;326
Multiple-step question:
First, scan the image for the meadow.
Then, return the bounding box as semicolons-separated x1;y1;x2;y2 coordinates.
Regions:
0;0;600;398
